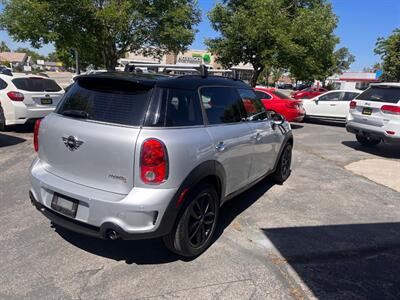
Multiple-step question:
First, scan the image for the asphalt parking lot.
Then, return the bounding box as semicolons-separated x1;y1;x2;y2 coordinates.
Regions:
1;121;400;300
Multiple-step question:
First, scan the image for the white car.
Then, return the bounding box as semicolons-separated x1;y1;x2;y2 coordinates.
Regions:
303;90;361;122
346;83;400;146
0;73;64;131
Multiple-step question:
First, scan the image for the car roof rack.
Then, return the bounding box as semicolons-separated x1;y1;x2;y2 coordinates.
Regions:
123;63;239;80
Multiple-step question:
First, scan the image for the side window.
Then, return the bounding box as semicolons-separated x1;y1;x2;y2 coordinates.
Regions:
342;92;360;101
255;90;272;100
0;79;8;90
165;89;203;127
319;92;341;101
238;89;267;120
200;87;244;125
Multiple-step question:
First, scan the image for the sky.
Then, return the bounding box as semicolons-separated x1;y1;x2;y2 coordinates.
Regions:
0;0;399;71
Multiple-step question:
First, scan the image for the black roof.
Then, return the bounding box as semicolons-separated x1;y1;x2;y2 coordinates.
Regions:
76;71;251;90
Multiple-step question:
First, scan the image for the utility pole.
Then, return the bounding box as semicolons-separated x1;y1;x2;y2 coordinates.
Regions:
75;49;80;75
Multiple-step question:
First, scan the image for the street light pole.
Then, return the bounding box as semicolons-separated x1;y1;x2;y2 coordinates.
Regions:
75;49;80;75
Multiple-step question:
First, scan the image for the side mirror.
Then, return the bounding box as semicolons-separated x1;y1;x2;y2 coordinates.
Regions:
272;113;285;126
315;97;319;103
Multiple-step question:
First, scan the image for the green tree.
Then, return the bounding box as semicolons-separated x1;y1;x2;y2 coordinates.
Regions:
0;41;10;52
375;28;400;82
206;0;339;87
330;47;355;75
0;0;200;70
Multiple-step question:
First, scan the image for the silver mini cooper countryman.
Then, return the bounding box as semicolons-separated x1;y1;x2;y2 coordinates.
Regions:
29;72;293;257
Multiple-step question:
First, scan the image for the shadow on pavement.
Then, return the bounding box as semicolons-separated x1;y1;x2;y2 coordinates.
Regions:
305;119;345;127
263;222;400;299
54;177;275;264
342;141;400;159
290;124;304;130
12;123;35;133
0;133;26;147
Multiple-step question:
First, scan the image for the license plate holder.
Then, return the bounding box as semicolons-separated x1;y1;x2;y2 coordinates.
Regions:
41;98;53;105
51;193;78;218
362;107;372;115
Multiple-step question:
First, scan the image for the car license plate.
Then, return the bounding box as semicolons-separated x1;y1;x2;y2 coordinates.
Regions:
362;107;372;115
41;98;53;105
51;194;78;217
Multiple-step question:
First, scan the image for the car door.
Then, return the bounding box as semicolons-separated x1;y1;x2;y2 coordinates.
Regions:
310;91;343;117
238;88;278;181
335;91;360;118
200;86;254;196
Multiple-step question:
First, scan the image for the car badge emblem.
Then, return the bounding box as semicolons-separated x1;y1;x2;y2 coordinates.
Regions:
62;136;84;151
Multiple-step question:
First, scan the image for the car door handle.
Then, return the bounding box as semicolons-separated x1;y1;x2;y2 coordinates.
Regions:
330;104;337;106
215;142;226;152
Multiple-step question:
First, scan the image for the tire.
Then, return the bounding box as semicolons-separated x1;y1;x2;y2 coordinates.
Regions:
273;143;292;184
356;134;381;146
0;106;7;132
163;183;219;257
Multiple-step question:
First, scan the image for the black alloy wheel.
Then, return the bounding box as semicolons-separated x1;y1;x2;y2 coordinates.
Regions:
187;192;216;248
163;183;219;257
273;143;292;184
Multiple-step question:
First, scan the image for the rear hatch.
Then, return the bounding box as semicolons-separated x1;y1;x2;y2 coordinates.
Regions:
12;77;64;107
39;76;154;195
351;85;400;127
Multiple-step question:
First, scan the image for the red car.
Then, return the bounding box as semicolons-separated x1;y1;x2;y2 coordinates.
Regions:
292;87;328;99
254;87;305;122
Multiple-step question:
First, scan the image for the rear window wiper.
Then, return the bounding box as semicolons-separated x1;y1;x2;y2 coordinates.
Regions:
61;110;90;119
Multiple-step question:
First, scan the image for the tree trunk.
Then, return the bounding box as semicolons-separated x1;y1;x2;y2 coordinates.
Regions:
102;39;118;71
250;66;264;87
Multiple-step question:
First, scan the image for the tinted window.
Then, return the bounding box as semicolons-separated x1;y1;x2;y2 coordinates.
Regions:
0;79;7;90
165;88;203;127
342;92;360;101
319;92;341;101
255;90;272;100
200;87;244;125
238;89;267;120
356;86;400;103
57;78;152;126
12;78;62;92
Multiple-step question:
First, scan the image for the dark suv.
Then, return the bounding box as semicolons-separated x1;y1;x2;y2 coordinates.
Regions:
30;72;293;257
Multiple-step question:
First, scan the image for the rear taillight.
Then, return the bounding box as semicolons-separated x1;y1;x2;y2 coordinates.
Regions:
349;101;357;109
381;105;400;115
140;139;168;184
34;119;41;152
7;91;24;101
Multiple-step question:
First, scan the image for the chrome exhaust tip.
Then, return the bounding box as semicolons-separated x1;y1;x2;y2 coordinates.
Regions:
107;230;120;240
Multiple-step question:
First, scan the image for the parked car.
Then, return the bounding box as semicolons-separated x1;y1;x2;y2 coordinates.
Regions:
278;83;294;90
0;74;64;131
254;87;305;122
292;87;328;99
293;83;312;91
302;90;361;122
29;72;294;257
346;83;400;146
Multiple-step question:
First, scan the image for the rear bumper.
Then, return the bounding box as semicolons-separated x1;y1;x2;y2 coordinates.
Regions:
284;108;305;122
6;103;55;125
29;158;180;240
346;123;400;144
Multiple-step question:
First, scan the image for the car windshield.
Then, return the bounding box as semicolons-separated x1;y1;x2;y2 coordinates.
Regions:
12;77;62;92
356;86;400;103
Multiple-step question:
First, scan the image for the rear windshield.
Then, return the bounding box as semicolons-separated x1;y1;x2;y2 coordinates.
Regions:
12;77;62;92
357;86;400;103
57;78;153;126
272;90;292;100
